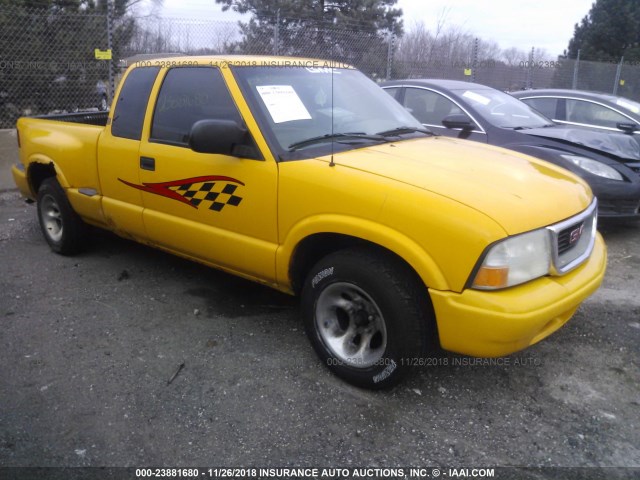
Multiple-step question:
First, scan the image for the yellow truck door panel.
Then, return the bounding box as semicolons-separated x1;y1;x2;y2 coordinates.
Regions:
98;135;146;238
136;146;278;282
97;66;160;239
134;66;279;282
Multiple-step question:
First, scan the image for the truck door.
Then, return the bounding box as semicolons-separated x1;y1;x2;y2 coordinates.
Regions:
135;66;279;283
97;66;160;239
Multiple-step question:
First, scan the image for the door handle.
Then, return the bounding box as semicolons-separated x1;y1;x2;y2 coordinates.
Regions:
140;156;155;171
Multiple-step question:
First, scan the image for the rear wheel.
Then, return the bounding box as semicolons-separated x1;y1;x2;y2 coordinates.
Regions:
301;247;434;389
37;177;86;255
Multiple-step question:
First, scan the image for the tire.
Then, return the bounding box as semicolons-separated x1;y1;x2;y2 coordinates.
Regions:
98;95;108;111
37;178;86;255
301;247;434;389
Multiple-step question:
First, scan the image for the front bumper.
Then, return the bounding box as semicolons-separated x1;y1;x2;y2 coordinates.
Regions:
592;177;640;219
430;232;606;357
597;196;640;219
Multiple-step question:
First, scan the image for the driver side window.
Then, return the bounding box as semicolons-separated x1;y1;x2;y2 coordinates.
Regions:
403;88;462;126
566;99;629;129
523;97;558;119
151;67;242;146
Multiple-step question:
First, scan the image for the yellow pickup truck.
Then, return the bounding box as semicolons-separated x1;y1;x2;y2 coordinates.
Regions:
12;56;606;388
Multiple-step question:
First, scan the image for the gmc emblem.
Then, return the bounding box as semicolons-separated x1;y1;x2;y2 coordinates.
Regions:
569;224;584;244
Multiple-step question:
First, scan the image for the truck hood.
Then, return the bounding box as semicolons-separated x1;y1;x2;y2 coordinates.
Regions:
331;136;592;234
524;125;640;161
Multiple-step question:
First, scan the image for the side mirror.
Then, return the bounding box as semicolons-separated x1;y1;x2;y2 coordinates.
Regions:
189;119;248;155
616;122;639;134
442;113;475;130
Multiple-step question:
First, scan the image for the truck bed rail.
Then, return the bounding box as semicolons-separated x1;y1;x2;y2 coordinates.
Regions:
34;111;108;127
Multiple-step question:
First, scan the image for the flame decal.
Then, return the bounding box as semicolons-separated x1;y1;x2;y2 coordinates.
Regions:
119;175;245;209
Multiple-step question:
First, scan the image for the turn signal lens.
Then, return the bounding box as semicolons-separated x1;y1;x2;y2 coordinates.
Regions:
473;266;509;289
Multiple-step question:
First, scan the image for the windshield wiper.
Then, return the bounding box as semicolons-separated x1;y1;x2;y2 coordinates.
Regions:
288;132;385;151
376;126;433;137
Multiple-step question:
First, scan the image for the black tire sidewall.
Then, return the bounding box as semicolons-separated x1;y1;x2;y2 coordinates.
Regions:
302;249;425;389
37;178;84;255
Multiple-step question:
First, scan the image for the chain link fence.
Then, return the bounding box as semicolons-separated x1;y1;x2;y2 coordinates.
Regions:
0;4;120;128
121;13;394;78
392;54;640;99
2;4;640;128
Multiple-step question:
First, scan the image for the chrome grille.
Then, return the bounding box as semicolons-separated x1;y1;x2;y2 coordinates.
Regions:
547;199;598;275
557;221;585;255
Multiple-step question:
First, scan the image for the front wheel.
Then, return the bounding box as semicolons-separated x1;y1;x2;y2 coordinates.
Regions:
37;177;86;255
301;248;434;389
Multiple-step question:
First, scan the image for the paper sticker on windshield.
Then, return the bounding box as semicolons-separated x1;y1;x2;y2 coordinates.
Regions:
616;98;640;114
256;85;312;123
305;67;343;74
463;91;491;106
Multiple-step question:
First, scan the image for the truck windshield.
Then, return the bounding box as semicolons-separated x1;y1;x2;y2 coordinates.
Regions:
232;66;426;158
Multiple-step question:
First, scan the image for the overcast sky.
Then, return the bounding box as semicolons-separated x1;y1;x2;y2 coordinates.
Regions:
398;0;593;57
145;0;594;58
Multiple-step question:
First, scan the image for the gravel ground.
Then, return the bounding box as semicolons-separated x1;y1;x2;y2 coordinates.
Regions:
0;130;19;192
0;189;639;478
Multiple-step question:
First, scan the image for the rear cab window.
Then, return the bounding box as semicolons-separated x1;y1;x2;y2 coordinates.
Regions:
111;66;160;140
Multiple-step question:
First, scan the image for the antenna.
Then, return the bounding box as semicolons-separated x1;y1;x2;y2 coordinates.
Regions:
329;62;335;167
329;8;335;167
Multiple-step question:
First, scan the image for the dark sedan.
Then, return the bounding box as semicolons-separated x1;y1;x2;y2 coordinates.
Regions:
511;89;640;140
382;79;640;220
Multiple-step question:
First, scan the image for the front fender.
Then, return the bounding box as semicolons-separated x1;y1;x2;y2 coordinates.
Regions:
275;214;449;292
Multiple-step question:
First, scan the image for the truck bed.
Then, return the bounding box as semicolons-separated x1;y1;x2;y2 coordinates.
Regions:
34;111;109;127
17;114;106;198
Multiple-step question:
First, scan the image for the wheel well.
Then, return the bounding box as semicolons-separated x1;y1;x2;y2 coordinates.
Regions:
289;233;426;295
290;233;440;350
28;162;57;194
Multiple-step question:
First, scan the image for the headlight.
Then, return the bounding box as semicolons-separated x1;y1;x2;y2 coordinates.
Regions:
561;154;624;181
472;229;551;290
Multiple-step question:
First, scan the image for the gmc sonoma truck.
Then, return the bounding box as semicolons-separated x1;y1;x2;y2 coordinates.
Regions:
12;56;607;388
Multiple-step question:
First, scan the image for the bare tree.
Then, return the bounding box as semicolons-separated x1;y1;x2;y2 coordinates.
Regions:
477;39;502;62
502;47;528;66
396;21;433;62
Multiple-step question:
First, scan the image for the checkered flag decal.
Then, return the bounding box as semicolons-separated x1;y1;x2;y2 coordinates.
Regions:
118;175;245;212
171;181;243;211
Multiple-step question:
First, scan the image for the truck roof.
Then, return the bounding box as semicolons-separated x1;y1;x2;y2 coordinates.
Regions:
128;55;354;69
